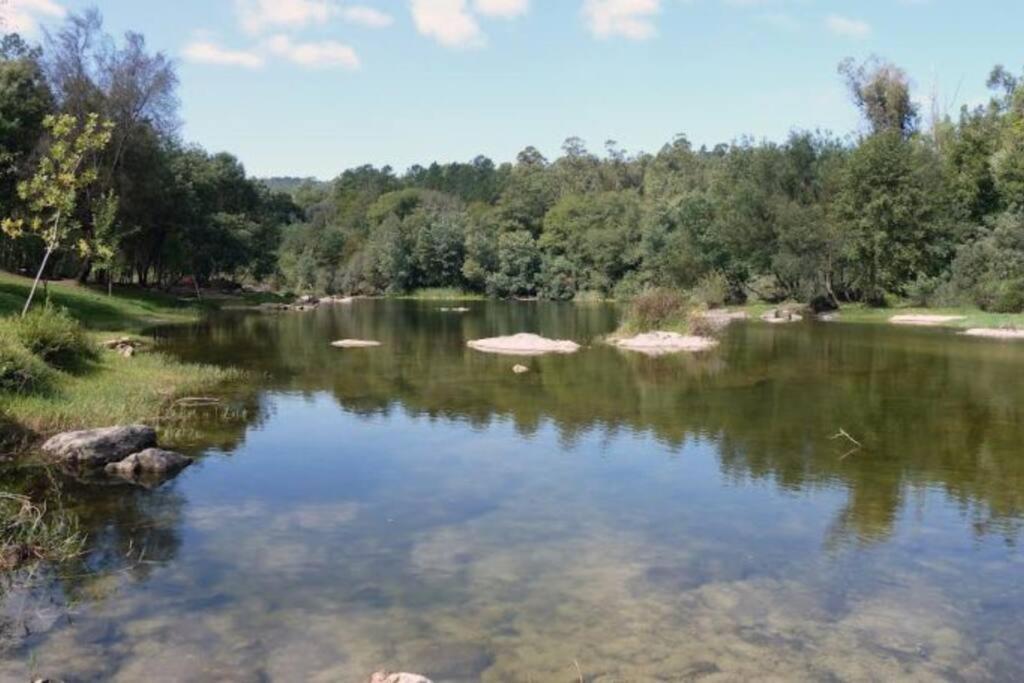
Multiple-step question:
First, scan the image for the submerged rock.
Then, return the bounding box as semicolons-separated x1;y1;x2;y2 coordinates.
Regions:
105;448;193;479
368;674;432;683
467;333;580;356
512;364;530;374
439;307;471;313
612;331;718;355
331;339;382;348
41;425;157;468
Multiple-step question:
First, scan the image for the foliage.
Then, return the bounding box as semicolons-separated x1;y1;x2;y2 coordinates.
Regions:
621;288;691;332
0;332;53;394
11;305;96;370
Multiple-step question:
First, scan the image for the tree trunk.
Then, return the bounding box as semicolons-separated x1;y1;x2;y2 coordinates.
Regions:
23;245;55;317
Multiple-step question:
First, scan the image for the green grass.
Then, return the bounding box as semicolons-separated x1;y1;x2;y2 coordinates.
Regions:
0;351;243;436
0;271;204;332
0;270;243;448
395;287;486;301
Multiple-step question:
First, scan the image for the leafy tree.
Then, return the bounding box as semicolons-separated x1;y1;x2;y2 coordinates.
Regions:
3;112;112;314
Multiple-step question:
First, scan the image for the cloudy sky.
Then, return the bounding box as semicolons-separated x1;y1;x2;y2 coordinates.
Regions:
2;0;1021;178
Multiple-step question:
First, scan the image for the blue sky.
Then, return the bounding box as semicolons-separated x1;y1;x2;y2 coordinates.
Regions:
3;1;1021;178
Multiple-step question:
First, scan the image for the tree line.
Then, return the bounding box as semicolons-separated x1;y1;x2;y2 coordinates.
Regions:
0;10;300;295
275;58;1024;310
3;9;1024;310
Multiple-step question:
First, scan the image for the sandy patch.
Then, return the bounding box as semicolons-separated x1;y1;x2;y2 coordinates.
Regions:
331;339;381;348
890;314;965;326
467;333;580;356
612;331;718;356
962;328;1024;339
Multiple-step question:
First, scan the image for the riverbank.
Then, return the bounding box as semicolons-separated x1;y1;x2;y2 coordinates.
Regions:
0;272;243;453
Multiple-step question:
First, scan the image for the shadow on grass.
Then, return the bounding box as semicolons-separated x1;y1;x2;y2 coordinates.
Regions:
0;281;198;331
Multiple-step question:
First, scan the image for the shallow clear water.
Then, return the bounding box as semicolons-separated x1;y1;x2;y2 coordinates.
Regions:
3;300;1024;681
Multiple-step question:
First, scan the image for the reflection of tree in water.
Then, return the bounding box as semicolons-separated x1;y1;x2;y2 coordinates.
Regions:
155;303;1024;549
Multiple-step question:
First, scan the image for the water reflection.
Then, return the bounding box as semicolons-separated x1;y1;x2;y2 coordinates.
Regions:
1;301;1023;680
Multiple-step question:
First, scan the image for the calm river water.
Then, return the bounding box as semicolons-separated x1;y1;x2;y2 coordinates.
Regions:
2;300;1023;681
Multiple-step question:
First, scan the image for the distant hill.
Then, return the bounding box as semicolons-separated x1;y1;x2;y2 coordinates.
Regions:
259;177;328;195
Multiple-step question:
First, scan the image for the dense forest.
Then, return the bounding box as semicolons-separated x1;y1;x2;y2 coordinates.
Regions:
3;9;1024;310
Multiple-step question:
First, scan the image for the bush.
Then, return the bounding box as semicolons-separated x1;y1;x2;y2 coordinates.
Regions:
0;334;53;395
14;307;96;371
624;288;690;332
692;272;729;309
989;278;1024;313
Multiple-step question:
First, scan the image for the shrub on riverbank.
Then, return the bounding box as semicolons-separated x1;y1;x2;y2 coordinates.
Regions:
11;307;96;371
618;288;710;335
0;335;53;395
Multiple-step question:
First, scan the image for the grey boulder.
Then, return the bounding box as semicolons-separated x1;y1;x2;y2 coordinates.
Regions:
105;448;193;479
41;425;157;468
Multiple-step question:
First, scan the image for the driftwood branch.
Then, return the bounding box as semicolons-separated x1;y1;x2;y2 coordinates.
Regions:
829;428;863;459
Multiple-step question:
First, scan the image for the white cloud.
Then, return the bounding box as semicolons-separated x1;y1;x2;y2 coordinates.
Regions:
410;0;484;49
0;0;66;35
474;0;529;19
340;5;393;28
266;34;360;69
182;40;266;68
583;0;661;41
825;14;871;39
235;0;333;34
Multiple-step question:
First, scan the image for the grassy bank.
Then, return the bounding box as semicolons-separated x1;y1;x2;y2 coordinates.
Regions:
0;271;240;450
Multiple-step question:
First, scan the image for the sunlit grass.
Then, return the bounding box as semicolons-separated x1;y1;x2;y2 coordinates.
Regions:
0;349;243;435
0;271;203;332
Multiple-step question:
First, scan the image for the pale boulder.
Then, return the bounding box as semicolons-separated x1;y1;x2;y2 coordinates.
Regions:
467;333;580;356
612;331;718;356
331;339;382;348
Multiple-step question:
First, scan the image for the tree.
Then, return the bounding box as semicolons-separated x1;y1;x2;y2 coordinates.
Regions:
839;56;918;137
79;190;122;295
2;112;112;314
835;131;934;303
1;34;54;212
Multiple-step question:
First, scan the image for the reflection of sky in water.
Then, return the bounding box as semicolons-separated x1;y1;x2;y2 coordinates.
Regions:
5;390;1023;681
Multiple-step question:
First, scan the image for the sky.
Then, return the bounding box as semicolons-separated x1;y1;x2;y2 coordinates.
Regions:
2;0;1022;179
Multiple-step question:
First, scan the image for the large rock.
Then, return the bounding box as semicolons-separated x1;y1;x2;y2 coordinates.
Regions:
467;333;580;356
105;448;193;478
41;425;157;468
368;674;432;683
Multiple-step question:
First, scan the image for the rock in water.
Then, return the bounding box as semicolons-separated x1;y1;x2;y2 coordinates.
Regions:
368;674;433;683
105;448;193;478
467;333;580;356
331;339;382;348
41;425;157;468
513;364;530;374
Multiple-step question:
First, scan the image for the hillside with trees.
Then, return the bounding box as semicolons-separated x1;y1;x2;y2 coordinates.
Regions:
3;9;1024;312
